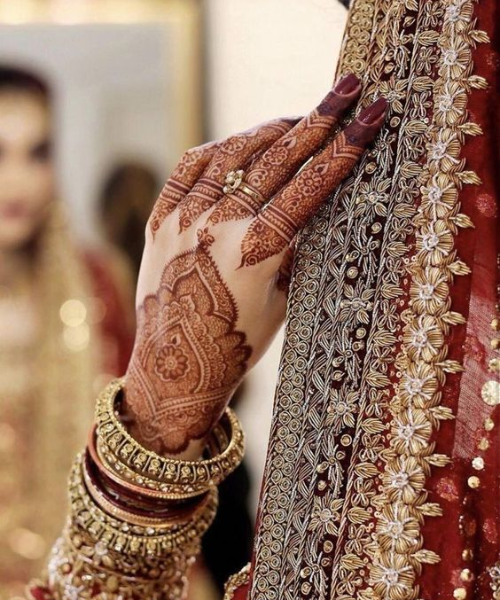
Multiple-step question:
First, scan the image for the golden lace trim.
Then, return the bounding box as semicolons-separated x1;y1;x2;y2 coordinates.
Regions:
368;1;489;599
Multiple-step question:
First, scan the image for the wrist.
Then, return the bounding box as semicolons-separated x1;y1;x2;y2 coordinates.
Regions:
124;353;235;459
122;372;208;460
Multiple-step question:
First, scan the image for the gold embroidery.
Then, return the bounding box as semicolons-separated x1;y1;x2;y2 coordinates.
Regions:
481;380;500;406
249;0;488;599
489;562;500;600
370;1;488;598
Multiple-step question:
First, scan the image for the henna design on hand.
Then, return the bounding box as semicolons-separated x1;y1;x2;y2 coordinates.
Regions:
125;238;251;455
126;83;387;459
207;74;362;226
177;119;296;231
240;97;388;267
149;141;219;237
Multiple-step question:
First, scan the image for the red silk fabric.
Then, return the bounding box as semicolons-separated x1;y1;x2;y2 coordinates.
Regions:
418;1;500;597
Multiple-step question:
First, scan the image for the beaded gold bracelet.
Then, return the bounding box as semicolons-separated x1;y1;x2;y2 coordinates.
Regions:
48;479;211;600
44;375;249;600
95;378;245;500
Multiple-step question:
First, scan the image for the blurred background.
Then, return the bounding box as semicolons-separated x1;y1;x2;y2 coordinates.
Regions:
0;0;347;597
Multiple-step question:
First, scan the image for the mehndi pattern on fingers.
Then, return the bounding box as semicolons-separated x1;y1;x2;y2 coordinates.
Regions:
178;119;295;231
240;131;364;267
149;141;218;237
246;81;361;199
208;77;362;227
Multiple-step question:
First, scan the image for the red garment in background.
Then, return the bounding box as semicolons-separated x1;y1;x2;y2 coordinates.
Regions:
83;250;134;377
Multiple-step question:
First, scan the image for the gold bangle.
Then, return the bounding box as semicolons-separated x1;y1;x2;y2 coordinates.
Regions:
69;453;218;557
82;452;184;529
90;422;215;506
95;378;245;499
95;420;232;501
97;435;191;501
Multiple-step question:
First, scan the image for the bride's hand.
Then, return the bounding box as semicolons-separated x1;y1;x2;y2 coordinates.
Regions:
124;74;387;459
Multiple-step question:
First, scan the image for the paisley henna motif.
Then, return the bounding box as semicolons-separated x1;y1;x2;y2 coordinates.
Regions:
125;241;251;455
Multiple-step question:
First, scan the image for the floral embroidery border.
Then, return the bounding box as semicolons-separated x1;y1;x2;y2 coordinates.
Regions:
369;0;489;598
249;0;488;599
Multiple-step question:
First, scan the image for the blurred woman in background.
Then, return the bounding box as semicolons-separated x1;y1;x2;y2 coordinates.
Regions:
99;161;160;280
0;65;134;598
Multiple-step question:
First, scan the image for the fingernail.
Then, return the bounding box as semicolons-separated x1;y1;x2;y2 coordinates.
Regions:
359;97;388;124
334;73;360;95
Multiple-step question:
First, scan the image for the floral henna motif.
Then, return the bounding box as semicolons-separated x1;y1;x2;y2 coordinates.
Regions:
206;77;362;227
155;345;189;381
149;141;218;237
177;119;296;231
125;242;251;455
240;132;364;267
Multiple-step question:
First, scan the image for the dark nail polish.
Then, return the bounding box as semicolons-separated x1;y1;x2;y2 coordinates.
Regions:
359;97;388;124
334;73;360;95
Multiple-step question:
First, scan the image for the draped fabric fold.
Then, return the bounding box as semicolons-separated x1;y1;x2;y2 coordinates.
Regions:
247;1;500;599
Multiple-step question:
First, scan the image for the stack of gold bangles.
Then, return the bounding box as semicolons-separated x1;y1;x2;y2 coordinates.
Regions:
46;378;245;600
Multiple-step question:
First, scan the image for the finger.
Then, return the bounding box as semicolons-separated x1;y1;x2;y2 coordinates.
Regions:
207;75;362;227
149;141;218;237
239;97;388;268
178;117;299;231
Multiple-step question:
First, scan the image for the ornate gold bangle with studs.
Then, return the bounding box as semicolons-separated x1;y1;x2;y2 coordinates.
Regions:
95;421;235;501
95;378;245;500
89;423;217;511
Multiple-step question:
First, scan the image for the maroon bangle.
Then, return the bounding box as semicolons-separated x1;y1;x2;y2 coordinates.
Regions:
86;424;208;521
